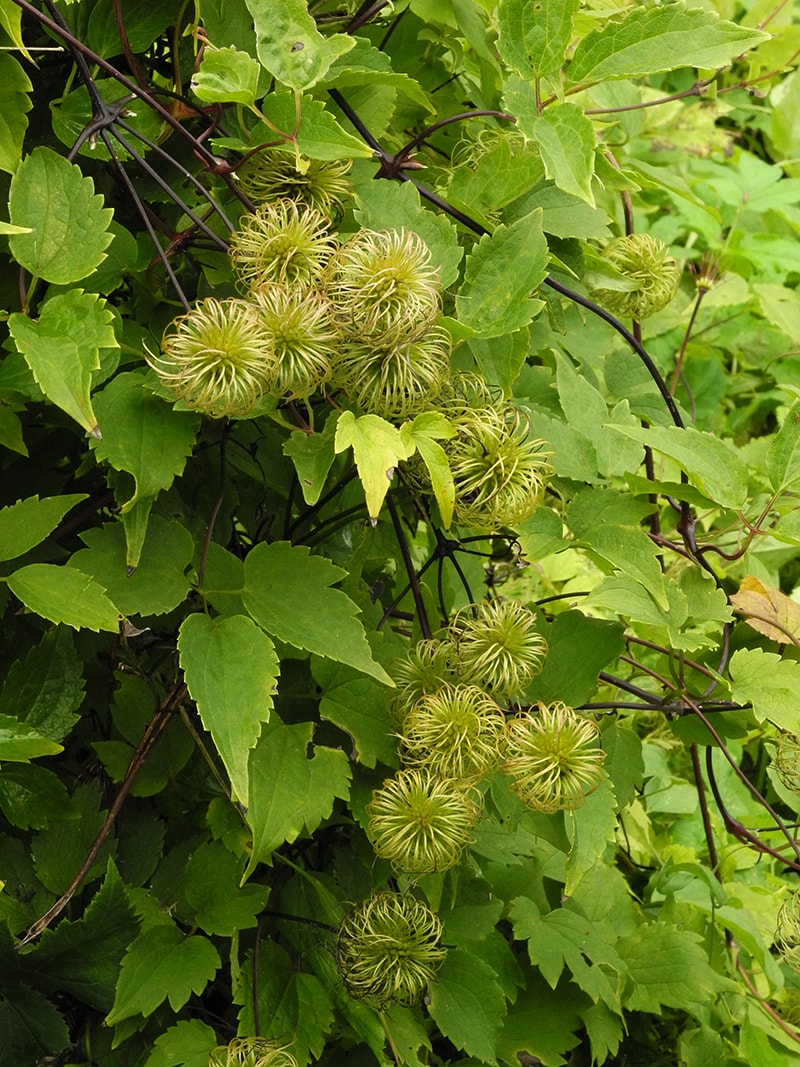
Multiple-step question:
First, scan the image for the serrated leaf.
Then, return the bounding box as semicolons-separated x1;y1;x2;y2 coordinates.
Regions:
283;419;337;505
0;493;87;562
323;37;434;113
468;328;530;397
69;515;194;617
608;423;748;510
529;611;626;707
456;209;548;337
408;430;455;529
92;371;200;514
8;147;113;283
354;181;464;288
335;411;413;521
0;53;32;175
429;947;506;1063
569;5;769;84
731;575;800;645
564;781;617;898
244;0;355;90
0;763;74;829
143;1021;217;1067
257;90;373;159
243;720;352;878
105;924;220;1024
243;540;392;684
528;102;596;206
497;0;580;80
32;782;112;893
767;405;800;492
601;724;643;811
0;715;62;762
730;648;800;733
313;658;398;768
178;613;279;805
8;563;119;631
9;290;117;435
0;981;68;1067
182;842;268;935
0;627;84;741
192;44;262;106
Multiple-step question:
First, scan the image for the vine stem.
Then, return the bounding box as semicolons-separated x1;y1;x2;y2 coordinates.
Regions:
386;493;432;639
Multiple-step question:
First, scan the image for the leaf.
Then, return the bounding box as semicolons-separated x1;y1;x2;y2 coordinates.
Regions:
0;627;85;741
0;53;32;176
564;781;617;898
0;715;62;762
182;842;269;935
456;209;548;338
32;782;112;893
403;414;456;529
0;407;27;456
0;493;87;563
178;613;279;805
323;37;434;113
27;861;139;1012
0;0;32;60
243;541;392;684
429;948;506;1063
313;658;399;768
143;1021;218;1067
92;371;199;514
497;975;583;1067
601;723;644;810
69;515;194;617
568;5;769;84
729;648;800;734
257;90;374;159
0;981;68;1067
283;419;337;505
244;0;355;91
335;411;413;521
105;924;220;1024
243;720;352;878
468;328;530;397
192;44;262;106
528;611;626;707
497;0;580;79
9;290;117;436
530;103;596;206
608;423;748;510
0;763;74;829
731;575;800;645
354;181;464;288
8;146;113;283
767;404;800;492
7;563;119;631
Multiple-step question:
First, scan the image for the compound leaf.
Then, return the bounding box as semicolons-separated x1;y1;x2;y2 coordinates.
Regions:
335;411;413;522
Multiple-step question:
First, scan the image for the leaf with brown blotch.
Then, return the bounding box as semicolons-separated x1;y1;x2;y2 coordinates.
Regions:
730;576;800;647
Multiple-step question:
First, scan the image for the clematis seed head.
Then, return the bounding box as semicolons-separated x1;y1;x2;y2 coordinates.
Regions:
591;233;680;320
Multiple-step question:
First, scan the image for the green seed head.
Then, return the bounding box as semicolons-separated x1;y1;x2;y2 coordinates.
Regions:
208;1038;298;1067
592;233;681;319
401;684;505;782
252;283;337;400
237;151;352;215
230;199;337;291
390;640;461;721
452;598;547;701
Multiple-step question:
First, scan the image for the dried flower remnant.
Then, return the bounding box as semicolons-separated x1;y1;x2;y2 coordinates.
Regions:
401;684;505;782
591;233;681;319
452;597;547;701
237;152;352;214
230;199;337;291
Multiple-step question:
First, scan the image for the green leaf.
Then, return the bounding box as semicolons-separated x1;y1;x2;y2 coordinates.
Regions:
182;842;268;935
178;613;279;805
0;714;62;762
69;515;194;616
105;924;220;1024
0;493;87;562
403;413;456;529
32;782;112;893
468;328;530;397
243;0;355;90
0;0;32;60
497;0;580;79
322;37;434;113
529;611;626;707
92;371;199;514
27;861;139;1012
456;209;548;337
0;763;74;829
243;541;392;684
9;290;117;436
8;147;113;283
86;0;177;57
498;975;583;1067
283;419;337;505
729;648;800;734
0;627;84;741
257;90;374;159
608;423;748;510
0;407;27;456
7;563;119;631
601;723;644;810
0;981;68;1067
354;181;464;288
313;658;399;768
192;44;262;106
335;411;413;521
767;404;800;493
568;5;769;84
429;947;506;1063
143;1021;217;1067
0;53;32;175
527;101;596;206
243;719;352;878
564;781;617;898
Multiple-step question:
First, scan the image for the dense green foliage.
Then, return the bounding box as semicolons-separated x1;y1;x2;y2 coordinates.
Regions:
3;0;800;1064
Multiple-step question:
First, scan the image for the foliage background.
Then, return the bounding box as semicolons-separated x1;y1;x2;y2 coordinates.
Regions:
3;0;800;1064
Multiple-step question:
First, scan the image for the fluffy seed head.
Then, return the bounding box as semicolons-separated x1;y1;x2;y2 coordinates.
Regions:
503;702;605;813
390;640;461;721
252;283;337;399
336;891;446;1007
151;297;276;418
230;199;337;291
327;229;441;344
592;233;681;319
401;684;505;782
237;152;352;215
446;405;551;529
367;768;481;875
452;598;547;700
208;1039;298;1067
778;891;800;975
331;326;451;421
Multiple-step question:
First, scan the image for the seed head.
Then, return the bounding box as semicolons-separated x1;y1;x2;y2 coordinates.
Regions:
390;640;461;721
237;151;352;215
503;702;605;813
778;891;800;975
592;233;680;319
208;1038;298;1067
230;199;337;291
452;598;547;700
401;684;505;782
151;297;276;418
336;891;446;1007
367;768;481;875
252;283;337;399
